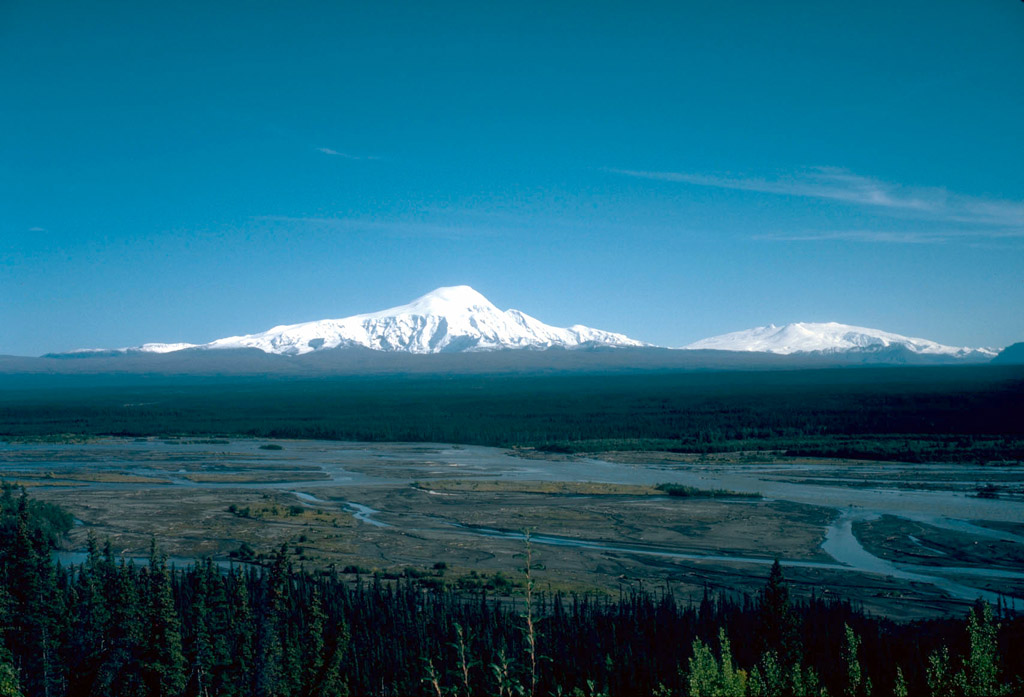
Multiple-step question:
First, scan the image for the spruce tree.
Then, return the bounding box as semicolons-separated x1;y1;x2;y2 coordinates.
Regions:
141;543;186;697
67;552;109;694
200;559;232;696
302;585;348;696
224;569;257;697
188;560;214;697
96;561;147;697
758;561;800;670
6;490;63;697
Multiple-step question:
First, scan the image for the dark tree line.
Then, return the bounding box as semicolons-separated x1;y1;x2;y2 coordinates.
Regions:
2;486;1022;696
2;370;1024;463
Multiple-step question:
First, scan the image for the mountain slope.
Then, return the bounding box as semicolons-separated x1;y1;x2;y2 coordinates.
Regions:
991;342;1024;365
684;322;997;360
108;286;648;356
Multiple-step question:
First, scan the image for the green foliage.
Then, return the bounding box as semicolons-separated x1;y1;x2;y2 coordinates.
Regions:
749;651;784;697
229;541;255;559
489;647;522;697
926;647;962;697
748;651;824;697
655;483;761;499
570;679;608;697
926;602;1012;697
788;662;826;697
686;629;747;697
0;658;22;697
0;484;73;549
842;624;870;697
963;601;1001;696
893;667;907;697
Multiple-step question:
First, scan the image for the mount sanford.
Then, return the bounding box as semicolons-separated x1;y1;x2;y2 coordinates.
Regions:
78;286;648;356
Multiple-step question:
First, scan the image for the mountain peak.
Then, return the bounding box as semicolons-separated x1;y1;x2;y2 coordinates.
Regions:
381;285;497;317
685;321;997;359
119;286;647;356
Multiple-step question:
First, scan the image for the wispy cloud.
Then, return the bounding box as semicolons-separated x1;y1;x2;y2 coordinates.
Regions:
753;229;1024;245
316;147;380;160
610;166;1024;229
28;226;46;232
253;215;499;241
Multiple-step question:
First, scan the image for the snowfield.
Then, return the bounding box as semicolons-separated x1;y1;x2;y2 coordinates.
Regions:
684;321;997;359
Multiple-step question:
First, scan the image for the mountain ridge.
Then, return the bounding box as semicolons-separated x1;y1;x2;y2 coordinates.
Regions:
684;321;997;360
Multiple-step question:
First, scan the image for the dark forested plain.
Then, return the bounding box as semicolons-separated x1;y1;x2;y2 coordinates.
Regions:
1;365;1023;461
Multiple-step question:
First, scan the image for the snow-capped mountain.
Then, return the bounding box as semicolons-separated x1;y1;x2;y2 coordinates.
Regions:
113;286;648;356
53;293;1001;365
684;322;997;360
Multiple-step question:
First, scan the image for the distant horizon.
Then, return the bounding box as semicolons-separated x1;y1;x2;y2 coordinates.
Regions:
3;2;1022;355
9;283;1010;358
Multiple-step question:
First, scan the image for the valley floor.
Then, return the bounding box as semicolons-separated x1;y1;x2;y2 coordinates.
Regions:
4;437;1022;620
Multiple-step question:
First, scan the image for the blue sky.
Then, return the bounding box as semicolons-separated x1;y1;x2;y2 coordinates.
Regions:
2;0;1022;355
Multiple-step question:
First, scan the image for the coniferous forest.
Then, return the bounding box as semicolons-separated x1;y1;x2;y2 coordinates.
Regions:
1;485;1022;697
2;369;1023;460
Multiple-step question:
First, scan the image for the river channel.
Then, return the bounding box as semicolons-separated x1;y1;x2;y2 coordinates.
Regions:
3;438;1022;610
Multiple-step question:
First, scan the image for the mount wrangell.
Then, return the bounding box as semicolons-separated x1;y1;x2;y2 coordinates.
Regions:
1;286;1013;376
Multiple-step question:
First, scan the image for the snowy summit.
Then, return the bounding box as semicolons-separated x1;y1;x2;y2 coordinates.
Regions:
684;322;997;359
121;286;648;356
